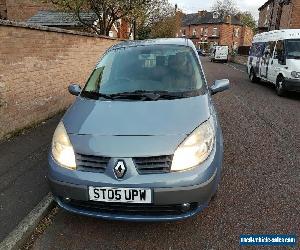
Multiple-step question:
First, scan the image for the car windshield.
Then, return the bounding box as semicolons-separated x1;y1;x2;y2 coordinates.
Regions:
286;39;300;59
82;44;205;100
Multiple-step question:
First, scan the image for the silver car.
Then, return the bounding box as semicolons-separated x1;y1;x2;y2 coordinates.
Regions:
48;38;229;221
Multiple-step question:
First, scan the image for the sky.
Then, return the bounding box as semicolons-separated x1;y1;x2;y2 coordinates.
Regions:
169;0;267;19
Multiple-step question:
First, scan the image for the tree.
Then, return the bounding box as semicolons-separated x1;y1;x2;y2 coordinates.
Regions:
211;0;238;17
211;1;257;33
239;11;257;33
133;0;178;39
149;13;180;38
43;0;152;36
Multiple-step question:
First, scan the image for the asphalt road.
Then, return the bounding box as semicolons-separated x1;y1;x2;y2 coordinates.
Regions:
0;115;61;241
30;57;300;249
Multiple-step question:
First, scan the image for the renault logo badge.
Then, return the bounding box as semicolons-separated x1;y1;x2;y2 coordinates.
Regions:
114;160;127;179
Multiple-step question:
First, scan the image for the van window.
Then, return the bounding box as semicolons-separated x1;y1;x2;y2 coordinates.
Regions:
274;40;285;60
286;39;300;59
267;41;276;56
250;43;265;57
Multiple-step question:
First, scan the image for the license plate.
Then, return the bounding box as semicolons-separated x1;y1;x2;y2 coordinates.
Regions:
89;187;152;204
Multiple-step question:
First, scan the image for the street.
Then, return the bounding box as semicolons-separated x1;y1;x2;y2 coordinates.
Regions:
21;57;299;249
0;115;62;241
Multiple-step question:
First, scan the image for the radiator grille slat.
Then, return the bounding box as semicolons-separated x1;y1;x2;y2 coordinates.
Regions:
76;153;110;173
133;155;173;174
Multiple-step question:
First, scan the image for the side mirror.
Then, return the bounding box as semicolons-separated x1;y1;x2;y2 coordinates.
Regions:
68;84;81;96
210;79;230;95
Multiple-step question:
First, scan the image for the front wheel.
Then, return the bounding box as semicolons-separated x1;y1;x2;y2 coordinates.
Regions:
276;76;286;96
249;68;260;83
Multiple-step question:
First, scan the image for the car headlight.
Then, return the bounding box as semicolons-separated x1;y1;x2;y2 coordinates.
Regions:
52;121;76;170
171;117;215;171
291;71;300;78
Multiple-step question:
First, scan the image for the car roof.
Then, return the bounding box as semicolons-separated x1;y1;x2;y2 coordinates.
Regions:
109;38;195;51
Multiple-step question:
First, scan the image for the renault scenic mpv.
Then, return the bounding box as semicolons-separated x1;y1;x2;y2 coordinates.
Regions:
48;38;230;221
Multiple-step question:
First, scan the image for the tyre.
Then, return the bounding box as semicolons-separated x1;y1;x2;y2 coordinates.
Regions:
276;76;286;96
249;68;260;83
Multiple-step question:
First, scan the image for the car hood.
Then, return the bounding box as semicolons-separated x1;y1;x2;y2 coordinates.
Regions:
63;95;211;136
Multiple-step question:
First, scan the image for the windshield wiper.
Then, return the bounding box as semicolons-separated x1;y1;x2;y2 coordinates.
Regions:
110;90;188;101
82;90;197;101
81;91;114;100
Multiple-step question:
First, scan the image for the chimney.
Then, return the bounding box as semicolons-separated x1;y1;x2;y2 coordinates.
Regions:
226;15;232;24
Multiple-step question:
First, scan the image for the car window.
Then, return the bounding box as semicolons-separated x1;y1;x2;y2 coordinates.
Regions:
83;45;205;95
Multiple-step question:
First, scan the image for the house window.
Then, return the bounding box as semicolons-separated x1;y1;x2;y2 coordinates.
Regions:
204;27;208;36
233;42;238;50
200;27;204;35
264;18;269;26
234;28;240;37
212;27;219;37
182;29;186;36
192;28;197;36
109;31;114;37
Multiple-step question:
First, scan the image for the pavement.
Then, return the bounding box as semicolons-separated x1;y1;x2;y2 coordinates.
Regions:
0;114;62;241
2;57;300;249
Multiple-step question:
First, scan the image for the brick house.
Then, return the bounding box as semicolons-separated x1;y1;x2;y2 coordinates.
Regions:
258;0;300;32
0;0;131;39
179;10;253;52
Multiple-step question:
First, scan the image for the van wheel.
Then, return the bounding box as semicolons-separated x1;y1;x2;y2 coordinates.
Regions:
249;68;260;83
276;76;286;96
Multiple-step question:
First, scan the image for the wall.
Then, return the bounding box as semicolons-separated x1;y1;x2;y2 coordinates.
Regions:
280;3;293;28
258;5;269;30
0;0;7;19
0;20;120;139
290;0;300;28
258;0;300;32
6;0;53;21
240;27;254;47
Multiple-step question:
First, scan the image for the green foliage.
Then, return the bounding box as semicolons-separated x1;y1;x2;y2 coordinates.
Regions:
44;0;153;36
211;1;257;33
41;0;177;39
239;11;257;33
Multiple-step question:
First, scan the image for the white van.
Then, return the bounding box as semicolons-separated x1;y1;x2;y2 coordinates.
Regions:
210;46;229;62
247;29;300;96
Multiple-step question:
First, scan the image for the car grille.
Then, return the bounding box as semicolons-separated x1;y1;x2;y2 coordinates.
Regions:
133;155;173;174
76;153;110;173
68;200;198;216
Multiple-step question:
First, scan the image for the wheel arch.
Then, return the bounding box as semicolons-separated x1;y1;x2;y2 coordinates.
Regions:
276;73;285;82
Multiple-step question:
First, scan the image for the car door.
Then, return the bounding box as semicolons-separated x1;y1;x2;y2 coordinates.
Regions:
269;40;285;84
260;41;275;79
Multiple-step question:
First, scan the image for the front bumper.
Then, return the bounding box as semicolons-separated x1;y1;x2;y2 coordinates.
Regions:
284;78;300;92
50;168;217;221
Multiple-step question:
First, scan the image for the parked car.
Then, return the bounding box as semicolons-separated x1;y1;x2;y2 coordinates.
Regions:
49;38;230;221
210;45;229;62
197;49;206;57
247;29;300;96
